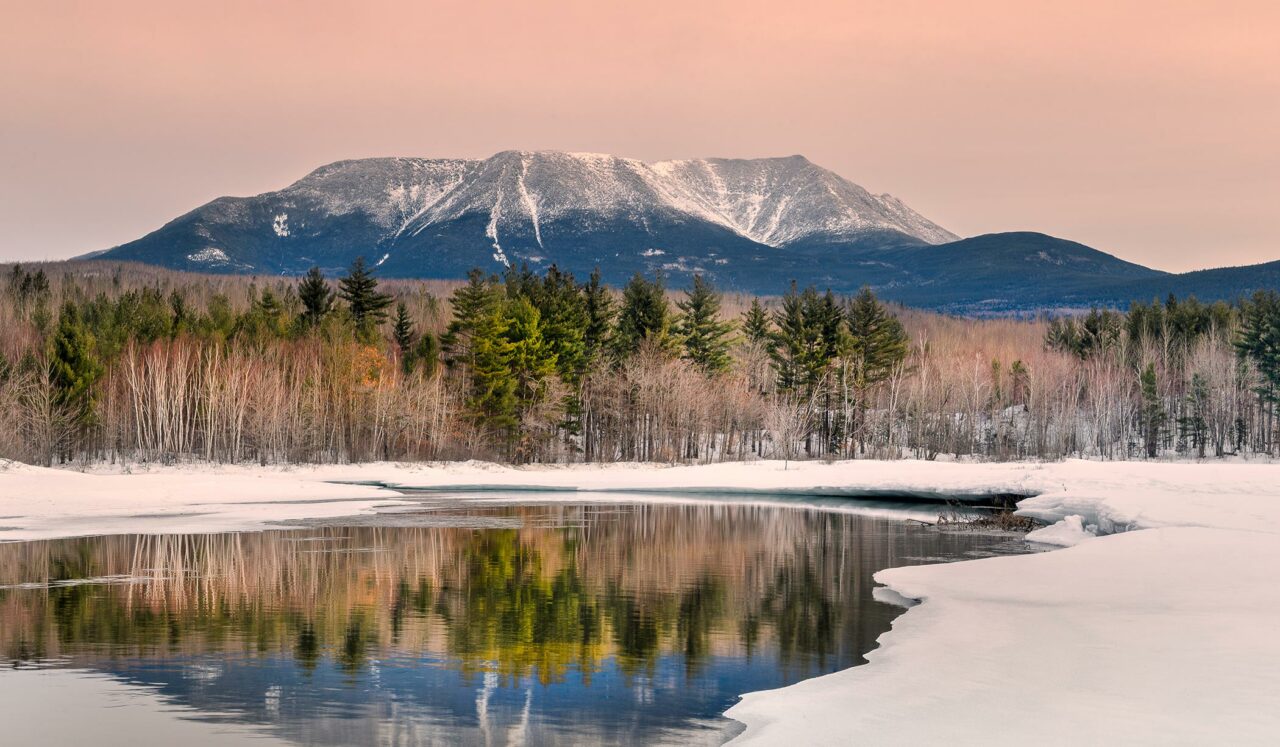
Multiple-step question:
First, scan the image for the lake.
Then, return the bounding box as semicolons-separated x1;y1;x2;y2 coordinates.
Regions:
0;497;1028;746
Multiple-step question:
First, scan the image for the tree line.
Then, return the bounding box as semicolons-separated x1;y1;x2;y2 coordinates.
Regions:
2;260;1278;466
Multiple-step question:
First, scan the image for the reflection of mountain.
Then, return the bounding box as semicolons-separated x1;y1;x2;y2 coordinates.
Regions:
0;503;1015;744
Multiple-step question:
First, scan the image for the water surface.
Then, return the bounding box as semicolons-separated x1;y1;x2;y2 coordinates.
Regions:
0;499;1025;745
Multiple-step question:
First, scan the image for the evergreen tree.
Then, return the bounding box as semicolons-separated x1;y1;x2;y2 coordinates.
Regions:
467;308;518;440
583;267;616;364
506;265;591;436
843;288;908;453
770;283;809;393
742;298;771;345
502;297;559;426
613;272;671;358
392;302;416;374
238;286;288;342
528;266;588;387
846;288;909;391
443;269;502;367
1178;372;1209;458
414;332;440;378
49;302;103;428
338;257;393;339
769;284;832;394
1236;291;1280;452
169;290;191;337
674;275;734;374
1140;362;1164;458
297;267;335;327
1047;307;1122;360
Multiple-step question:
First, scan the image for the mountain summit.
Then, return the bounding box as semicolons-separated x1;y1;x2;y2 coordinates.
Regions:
92;151;956;285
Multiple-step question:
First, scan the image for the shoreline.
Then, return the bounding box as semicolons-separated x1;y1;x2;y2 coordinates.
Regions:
3;458;1279;742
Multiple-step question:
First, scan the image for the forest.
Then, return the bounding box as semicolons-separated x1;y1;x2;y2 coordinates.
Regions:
1;259;1278;467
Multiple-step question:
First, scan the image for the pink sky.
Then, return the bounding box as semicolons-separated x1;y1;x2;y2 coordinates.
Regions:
1;0;1277;271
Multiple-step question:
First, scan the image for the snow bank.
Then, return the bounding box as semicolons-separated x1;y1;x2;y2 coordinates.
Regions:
0;457;1030;541
1024;513;1095;546
0;460;405;541
727;459;1280;745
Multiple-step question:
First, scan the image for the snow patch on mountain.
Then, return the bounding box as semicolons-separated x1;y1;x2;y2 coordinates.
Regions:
188;247;232;265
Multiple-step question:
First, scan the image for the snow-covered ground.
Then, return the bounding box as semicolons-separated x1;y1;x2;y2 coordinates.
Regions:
0;457;1046;541
726;461;1280;745
2;458;1278;742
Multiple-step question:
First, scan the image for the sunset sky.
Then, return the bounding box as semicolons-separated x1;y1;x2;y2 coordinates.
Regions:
1;0;1277;271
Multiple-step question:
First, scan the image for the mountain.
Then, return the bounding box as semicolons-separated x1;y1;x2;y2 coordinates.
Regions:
86;151;1277;310
866;232;1169;312
89;150;956;286
1069;260;1280;308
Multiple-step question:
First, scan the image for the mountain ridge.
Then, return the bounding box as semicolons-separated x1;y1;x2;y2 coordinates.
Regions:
85;151;1276;311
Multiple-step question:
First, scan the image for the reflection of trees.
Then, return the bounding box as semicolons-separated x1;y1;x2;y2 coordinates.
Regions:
607;586;662;678
0;504;996;683
760;557;837;666
435;529;605;685
677;575;726;675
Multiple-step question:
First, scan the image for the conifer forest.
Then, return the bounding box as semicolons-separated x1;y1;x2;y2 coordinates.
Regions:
2;260;1278;466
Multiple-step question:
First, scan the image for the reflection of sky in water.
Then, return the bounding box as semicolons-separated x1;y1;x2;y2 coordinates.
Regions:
0;501;1027;746
102;651;775;744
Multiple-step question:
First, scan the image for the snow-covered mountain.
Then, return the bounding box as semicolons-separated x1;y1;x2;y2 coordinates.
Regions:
92;151;957;288
92;150;1205;309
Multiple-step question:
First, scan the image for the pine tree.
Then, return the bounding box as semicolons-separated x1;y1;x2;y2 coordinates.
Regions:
1178;372;1209;458
846;288;909;391
443;269;501;368
528;265;588;387
583;267;615;364
769;284;832;394
742;298;771;345
1235;291;1280;453
502;297;559;426
338;257;393;339
169;290;191;337
613;272;671;359
505;265;591;437
845;288;908;453
467;308;518;441
49;302;103;428
297;266;335;327
675;275;734;374
770;283;809;393
392;302;416;374
1140;362;1164;458
414;332;440;378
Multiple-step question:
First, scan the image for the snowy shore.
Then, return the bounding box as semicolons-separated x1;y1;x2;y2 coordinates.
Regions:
726;460;1280;745
3;458;1279;743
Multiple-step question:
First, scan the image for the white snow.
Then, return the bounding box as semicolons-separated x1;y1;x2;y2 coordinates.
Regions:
727;459;1280;745
517;153;544;249
1024;512;1096;546
486;186;510;267
374;252;390;267
0;460;403;541
186;247;231;264
282;151;957;253
2;458;1278;742
272;213;289;237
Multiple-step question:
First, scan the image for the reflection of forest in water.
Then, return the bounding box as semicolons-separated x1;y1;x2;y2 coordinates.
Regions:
0;503;1010;684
